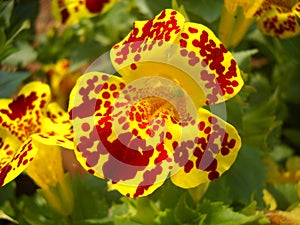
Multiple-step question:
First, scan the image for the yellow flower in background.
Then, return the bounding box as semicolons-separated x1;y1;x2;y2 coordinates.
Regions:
220;0;300;47
44;59;79;108
0;81;73;187
255;0;300;38
219;0;265;48
52;0;117;26
69;9;243;198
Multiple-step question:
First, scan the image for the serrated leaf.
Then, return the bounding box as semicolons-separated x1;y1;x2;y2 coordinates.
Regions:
198;201;264;225
154;208;179;225
174;194;199;224
0;70;30;98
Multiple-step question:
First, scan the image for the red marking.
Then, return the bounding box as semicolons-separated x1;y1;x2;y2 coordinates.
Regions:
134;54;141;62
204;126;211;134
180;49;188;56
61;9;70;24
184;160;193;173
179;39;187;48
109;84;117;91
188;27;198;33
0;92;38;120
88;169;95;174
198;121;205;131
102;91;110;99
165;132;172;140
208;116;217;124
0;164;12;186
221;147;229;155
6;150;13;156
181;33;189;39
85;0;109;13
158;10;166;19
228;139;236;148
208;171;219;180
130;63;137;70
82;123;90;132
133;163;163;197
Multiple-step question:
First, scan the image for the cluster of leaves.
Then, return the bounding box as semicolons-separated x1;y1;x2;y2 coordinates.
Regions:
1;0;300;224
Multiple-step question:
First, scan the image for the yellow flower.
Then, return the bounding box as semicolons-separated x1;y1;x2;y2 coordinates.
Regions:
219;0;265;48
44;59;79;107
0;81;73;187
255;0;300;38
52;0;117;26
69;9;243;198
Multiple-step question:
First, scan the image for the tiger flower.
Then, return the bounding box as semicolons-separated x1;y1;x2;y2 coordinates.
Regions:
69;9;244;198
254;0;300;38
0;81;73;187
52;0;117;26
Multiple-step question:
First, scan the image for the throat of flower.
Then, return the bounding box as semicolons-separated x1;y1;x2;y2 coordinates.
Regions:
134;97;181;125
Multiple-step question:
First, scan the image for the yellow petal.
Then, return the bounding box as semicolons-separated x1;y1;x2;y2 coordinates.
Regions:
0;138;38;187
52;0;118;25
25;144;64;189
173;22;244;105
224;0;265;18
257;3;300;38
111;10;243;107
31;102;74;149
171;108;241;188
0;81;51;142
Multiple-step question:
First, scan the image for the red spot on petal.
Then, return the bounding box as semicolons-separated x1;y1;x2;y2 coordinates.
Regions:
85;0;109;13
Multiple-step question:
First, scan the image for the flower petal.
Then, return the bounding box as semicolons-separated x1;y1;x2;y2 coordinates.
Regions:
173;22;244;105
52;0;117;25
0;138;38;187
111;10;243;107
256;3;300;38
171;108;241;188
31;102;74;149
69;71;202;197
0;81;51;142
25;144;64;189
110;9;185;77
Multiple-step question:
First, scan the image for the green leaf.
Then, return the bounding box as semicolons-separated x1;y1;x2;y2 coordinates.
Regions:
149;180;185;210
154;208;179;225
174;194;199;224
182;0;223;23
71;175;109;221
266;183;299;210
197;201;265;225
0;0;14;27
233;49;258;72
2;41;37;66
0;210;18;224
204;145;265;206
0;70;30;98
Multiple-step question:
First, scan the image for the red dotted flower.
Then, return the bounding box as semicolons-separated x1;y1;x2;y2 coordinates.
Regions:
52;0;117;25
0;82;73;187
255;0;300;38
69;9;244;197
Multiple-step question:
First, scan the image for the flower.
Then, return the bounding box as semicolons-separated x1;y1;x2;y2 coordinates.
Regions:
69;9;243;197
255;0;300;38
0;81;73;187
219;0;265;48
44;59;79;107
52;0;117;25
